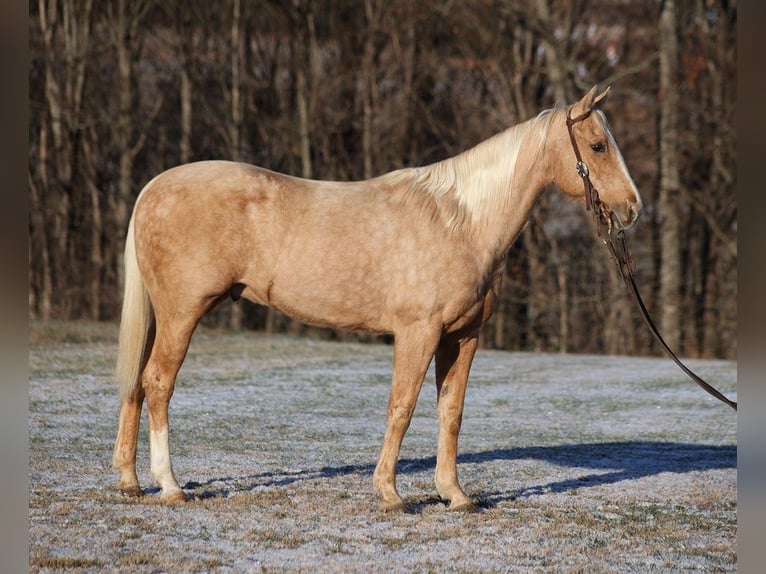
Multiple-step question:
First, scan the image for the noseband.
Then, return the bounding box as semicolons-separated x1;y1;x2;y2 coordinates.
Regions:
565;106;736;411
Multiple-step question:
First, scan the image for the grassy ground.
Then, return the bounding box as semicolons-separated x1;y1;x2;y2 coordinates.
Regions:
29;320;737;572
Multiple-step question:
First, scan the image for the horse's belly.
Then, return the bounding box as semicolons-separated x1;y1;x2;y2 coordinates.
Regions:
261;227;494;336
267;285;388;332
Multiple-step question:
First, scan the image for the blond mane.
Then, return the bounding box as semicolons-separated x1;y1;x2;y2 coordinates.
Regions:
382;109;558;232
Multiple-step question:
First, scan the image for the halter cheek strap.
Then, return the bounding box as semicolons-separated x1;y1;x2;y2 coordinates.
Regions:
565;108;613;235
565;109;592;179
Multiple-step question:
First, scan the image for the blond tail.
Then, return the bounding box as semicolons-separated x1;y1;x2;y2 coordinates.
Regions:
115;215;152;401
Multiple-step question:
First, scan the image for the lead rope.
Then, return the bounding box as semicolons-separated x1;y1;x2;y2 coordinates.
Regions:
566;108;737;411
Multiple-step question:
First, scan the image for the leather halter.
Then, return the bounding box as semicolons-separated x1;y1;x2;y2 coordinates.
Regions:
565;107;737;411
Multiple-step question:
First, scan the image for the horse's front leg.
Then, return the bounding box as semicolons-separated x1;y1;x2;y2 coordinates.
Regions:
373;323;441;512
434;334;479;512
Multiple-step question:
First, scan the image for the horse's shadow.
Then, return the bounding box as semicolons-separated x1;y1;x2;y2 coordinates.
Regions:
454;441;736;507
176;441;735;508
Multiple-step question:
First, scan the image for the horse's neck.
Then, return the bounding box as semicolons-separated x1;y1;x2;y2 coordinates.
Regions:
448;116;553;266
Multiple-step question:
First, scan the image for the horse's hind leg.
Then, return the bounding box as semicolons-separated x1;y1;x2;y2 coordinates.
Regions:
113;383;146;497
434;334;479;512
113;324;154;497
142;304;204;503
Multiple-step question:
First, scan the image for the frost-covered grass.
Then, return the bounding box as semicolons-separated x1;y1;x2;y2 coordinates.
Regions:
29;320;737;572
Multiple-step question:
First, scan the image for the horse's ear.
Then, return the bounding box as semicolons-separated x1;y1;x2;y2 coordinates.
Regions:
571;84;611;116
592;84;611;109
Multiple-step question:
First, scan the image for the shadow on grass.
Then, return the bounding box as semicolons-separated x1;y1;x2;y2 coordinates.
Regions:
460;441;736;508
180;441;735;507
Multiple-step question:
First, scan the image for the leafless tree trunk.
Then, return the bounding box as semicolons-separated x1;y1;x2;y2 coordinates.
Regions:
533;0;567;103
179;58;192;165
549;238;569;353
522;221;548;353
658;0;682;350
83;133;102;319
361;0;384;179
603;269;637;355
164;2;195;165
229;0;244;163
179;69;193;164
108;0;151;293
29;170;52;319
390;10;415;169
292;0;314;180
697;0;735;356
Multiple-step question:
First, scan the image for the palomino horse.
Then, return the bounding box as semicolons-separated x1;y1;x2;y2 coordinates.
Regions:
113;85;642;512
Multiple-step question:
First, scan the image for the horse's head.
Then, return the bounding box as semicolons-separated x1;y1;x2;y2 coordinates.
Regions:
554;85;643;229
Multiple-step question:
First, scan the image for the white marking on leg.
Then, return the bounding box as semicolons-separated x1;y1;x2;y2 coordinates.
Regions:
149;426;182;496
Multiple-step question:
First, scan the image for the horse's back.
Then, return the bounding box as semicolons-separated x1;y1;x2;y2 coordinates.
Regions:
137;160;300;207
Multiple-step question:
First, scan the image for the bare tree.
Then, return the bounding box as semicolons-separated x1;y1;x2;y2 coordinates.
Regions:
106;0;153;292
163;2;196;165
658;0;682;350
361;0;383;180
289;0;318;180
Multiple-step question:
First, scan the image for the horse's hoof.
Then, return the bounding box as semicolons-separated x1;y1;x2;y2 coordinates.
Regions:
161;490;189;504
449;500;480;513
117;485;143;498
379;500;413;514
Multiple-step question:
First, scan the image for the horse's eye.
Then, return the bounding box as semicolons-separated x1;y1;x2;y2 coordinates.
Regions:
591;142;606;153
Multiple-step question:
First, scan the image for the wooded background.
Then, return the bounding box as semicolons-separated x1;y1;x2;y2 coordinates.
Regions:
28;0;737;359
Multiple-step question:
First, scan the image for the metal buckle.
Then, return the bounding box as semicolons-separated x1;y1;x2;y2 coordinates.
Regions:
576;161;589;178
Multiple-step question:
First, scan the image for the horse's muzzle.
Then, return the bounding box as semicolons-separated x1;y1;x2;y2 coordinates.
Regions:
619;199;642;229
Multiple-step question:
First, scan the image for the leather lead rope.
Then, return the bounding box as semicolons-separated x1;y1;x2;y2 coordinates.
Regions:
566;108;737;411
